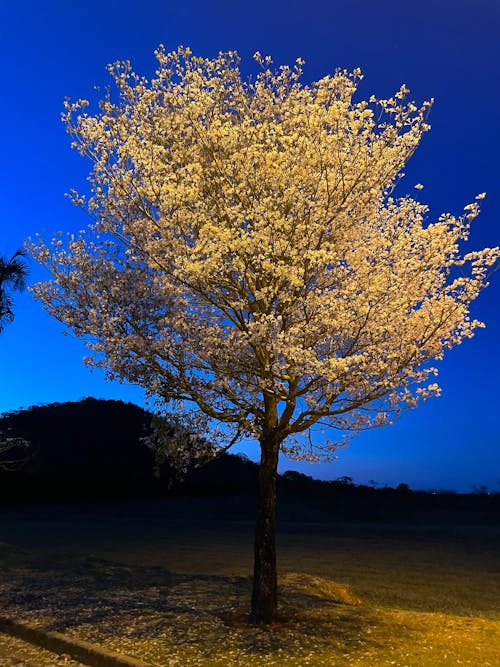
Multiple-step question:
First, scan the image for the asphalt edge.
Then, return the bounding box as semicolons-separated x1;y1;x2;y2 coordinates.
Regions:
0;615;156;667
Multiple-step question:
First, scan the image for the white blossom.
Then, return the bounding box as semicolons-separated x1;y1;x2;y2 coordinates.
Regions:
28;46;499;462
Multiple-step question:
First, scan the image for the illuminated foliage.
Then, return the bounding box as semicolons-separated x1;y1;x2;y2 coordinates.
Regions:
29;46;498;622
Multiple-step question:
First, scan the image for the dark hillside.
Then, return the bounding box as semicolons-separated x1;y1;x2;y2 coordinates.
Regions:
0;398;157;502
0;399;498;523
0;399;260;503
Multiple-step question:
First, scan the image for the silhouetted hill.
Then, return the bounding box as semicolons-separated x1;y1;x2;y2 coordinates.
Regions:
0;398;262;503
0;398;157;501
0;399;498;523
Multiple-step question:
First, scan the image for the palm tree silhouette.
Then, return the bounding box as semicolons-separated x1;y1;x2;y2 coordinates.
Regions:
0;249;28;332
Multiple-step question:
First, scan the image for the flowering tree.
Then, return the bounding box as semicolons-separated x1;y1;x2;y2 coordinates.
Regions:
30;46;498;624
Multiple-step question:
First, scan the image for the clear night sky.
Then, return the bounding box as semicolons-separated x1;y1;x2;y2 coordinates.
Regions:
1;0;499;492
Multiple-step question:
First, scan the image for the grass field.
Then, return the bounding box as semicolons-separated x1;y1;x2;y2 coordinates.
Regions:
0;496;498;666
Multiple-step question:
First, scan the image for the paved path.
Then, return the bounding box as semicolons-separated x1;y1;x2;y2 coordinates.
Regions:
0;631;86;666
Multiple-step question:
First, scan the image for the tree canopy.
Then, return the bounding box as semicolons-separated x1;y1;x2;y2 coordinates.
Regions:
30;47;497;459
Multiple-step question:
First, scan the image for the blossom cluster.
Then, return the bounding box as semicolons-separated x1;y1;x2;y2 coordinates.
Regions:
29;46;499;460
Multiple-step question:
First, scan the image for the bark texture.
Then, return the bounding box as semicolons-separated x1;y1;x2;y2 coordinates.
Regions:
250;436;280;624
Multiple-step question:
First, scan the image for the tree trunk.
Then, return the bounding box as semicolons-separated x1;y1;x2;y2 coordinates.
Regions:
250;435;280;624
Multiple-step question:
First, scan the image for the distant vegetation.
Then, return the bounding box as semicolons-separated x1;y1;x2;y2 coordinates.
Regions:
0;398;498;523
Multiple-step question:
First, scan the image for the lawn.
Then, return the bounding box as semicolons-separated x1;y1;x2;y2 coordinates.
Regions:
0;496;498;666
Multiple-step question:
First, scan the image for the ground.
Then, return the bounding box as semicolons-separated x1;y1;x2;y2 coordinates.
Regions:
0;497;498;666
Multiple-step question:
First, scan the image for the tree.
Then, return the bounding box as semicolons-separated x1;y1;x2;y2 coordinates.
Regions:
0;249;29;464
0;249;28;332
29;46;499;624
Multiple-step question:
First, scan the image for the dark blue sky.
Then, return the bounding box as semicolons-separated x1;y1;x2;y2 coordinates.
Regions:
1;0;499;491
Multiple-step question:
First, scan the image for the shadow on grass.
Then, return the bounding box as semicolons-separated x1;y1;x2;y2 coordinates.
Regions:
0;550;380;659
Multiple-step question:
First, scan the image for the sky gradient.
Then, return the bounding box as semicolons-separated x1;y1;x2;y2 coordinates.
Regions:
1;0;499;491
